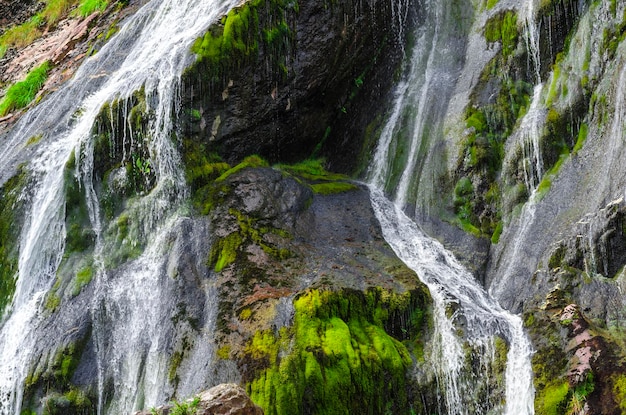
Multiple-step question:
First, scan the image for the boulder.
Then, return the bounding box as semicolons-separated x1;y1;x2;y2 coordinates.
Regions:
134;383;263;415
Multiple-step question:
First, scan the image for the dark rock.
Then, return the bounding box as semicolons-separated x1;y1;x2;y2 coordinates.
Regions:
0;0;42;28
179;0;417;174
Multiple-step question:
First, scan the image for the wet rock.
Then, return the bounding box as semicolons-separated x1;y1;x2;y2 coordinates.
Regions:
179;0;418;174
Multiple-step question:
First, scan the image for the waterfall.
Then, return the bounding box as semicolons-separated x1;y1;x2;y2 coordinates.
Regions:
369;189;534;414
522;0;541;83
369;0;463;216
366;0;536;412
0;0;239;413
520;84;545;194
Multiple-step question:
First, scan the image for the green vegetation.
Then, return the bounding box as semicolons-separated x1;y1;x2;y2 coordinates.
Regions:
245;288;429;415
215;155;269;182
75;0;108;17
538;380;570;415
22;335;95;415
484;10;518;57
209;207;291;272
455;75;531;237
170;397;200;415
64;151;96;254
277;158;358;195
0;62;51;116
486;0;499;9
190;0;297;82
72;266;93;295
309;181;357;194
612;374;626;413
0;0;81;58
0;166;29;317
573;122;588;153
42;389;92;415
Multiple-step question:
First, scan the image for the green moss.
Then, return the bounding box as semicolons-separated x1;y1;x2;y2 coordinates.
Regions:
240;308;253;320
277;158;356;195
26;134;43;146
486;0;499;9
42;389;93;415
215;155;269;182
190;0;297;82
209;206;292;272
573;123;588;154
276;158;344;182
491;221;503;244
75;0;108;17
538;380;570;415
246;288;429;414
72;265;93;296
0;61;51;116
484;11;519;57
0;165;29;316
216;345;231;359
210;232;243;272
536;152;568;200
45;293;61;311
612;374;626;413
309;181;357;195
168;351;184;383
63;151;96;254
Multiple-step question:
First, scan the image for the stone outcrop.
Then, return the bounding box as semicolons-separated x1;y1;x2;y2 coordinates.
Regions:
135;383;264;415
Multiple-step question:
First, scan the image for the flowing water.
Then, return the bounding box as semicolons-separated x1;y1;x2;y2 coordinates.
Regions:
369;189;534;414
0;0;545;412
366;0;536;412
520;85;545;194
0;0;238;413
370;0;465;216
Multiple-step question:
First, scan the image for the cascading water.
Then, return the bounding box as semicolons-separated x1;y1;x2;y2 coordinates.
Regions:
488;0;545;304
366;2;535;413
0;0;239;413
371;0;466;217
368;189;535;415
519;85;545;194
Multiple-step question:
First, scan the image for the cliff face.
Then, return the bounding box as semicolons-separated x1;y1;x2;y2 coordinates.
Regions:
0;0;440;414
2;0;626;413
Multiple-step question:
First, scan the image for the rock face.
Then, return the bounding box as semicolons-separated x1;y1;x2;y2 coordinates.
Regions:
3;0;626;413
0;0;40;27
178;0;416;174
135;383;264;415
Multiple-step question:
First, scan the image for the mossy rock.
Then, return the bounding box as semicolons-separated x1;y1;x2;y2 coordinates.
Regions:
244;287;431;415
0;165;30;316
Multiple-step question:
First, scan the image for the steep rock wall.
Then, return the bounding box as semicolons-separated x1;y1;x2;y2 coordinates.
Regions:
178;0;416;174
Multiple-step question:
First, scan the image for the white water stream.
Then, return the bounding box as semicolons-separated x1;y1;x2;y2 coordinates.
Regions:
0;0;238;413
366;0;537;412
369;188;535;414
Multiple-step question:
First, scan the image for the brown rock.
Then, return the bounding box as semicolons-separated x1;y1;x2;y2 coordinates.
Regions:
196;384;263;415
134;383;263;415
